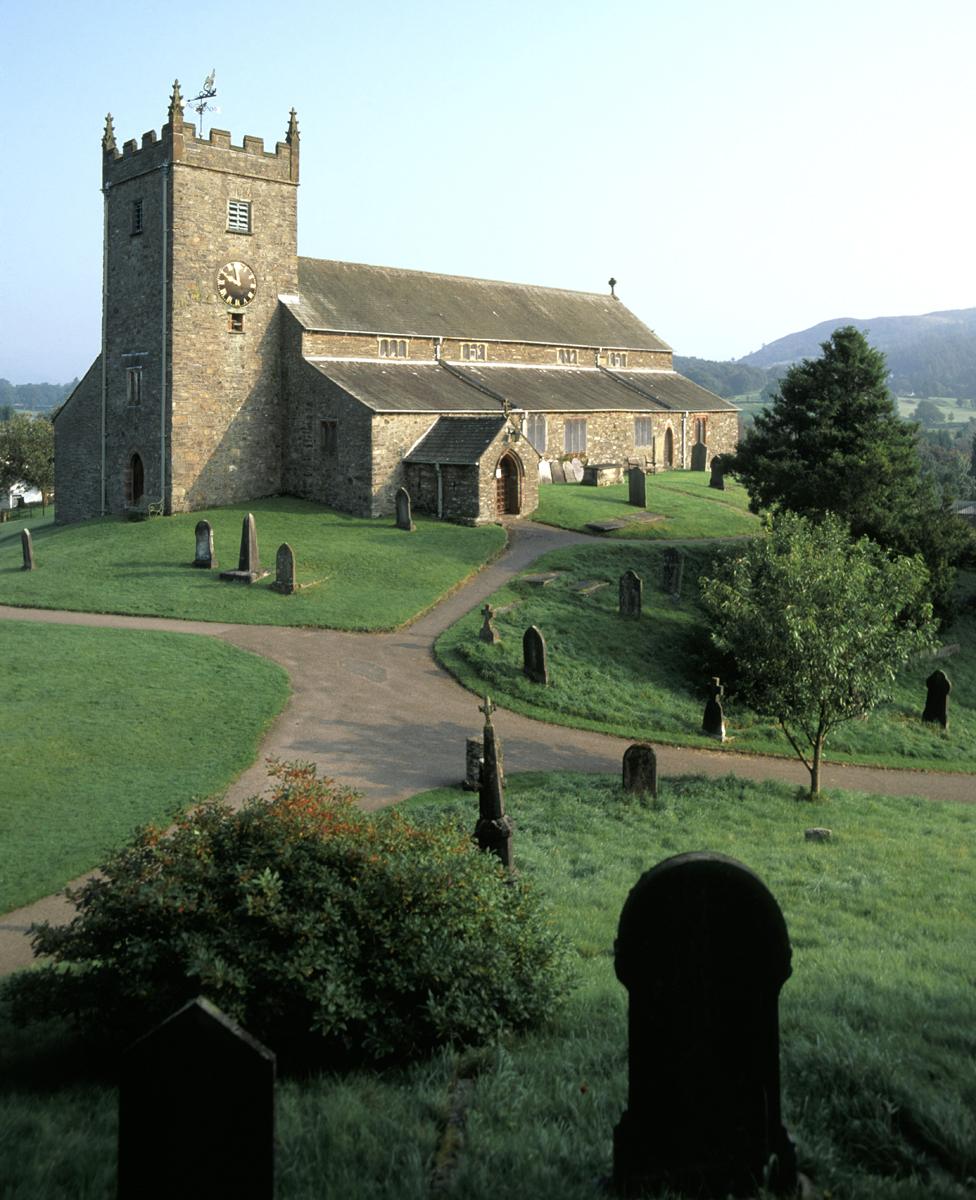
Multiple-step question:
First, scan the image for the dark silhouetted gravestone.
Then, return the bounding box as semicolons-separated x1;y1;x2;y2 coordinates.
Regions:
690;441;708;471
20;529;34;571
709;455;727;490
118;997;275;1200
192;520;215;568
702;676;726;741
627;467;647;508
622;743;657;798
549;460;567;485
271;543;296;594
473;696;513;869
922;668;951;729
395;486;415;531
463;736;484;790
479;603;500;644
662;547;684;598
219;512;269;584
619;569;643;618
523;625;549;684
613;852;798;1198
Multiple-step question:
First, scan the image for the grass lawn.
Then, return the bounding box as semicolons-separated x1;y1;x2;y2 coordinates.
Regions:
436;542;976;774
1;773;972;1198
0;620;289;912
533;470;760;539
0;497;506;631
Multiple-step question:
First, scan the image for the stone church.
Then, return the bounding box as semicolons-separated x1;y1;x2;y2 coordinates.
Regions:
54;84;738;525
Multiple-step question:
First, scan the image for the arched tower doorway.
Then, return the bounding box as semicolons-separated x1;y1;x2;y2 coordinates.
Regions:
496;452;522;515
126;452;145;505
663;427;674;468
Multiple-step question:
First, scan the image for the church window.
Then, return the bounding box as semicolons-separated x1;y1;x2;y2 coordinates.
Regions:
320;420;338;455
525;414;547;452
564;418;587;453
694;417;707;443
608;351;628;368
461;342;487;362
634;417;652;446
131;200;144;235
557;348;579;365
379;338;408;358
227;199;252;233
126;367;143;406
229;312;245;333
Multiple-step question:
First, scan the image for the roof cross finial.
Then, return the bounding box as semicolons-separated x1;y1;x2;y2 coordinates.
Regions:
609;277;618;299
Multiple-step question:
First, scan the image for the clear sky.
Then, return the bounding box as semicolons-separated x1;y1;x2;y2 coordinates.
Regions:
2;0;973;383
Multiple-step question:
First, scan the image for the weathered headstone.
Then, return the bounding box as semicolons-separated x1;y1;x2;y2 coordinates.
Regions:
395;485;416;532
805;827;832;843
702;676;726;741
622;743;657;798
118;997;275;1200
627;467;647;508
922;668;951;729
550;460;567;485
569;458;585;482
479;603;500;644
192;519;215;569
523;625;549;684
463;736;484;790
271;542;297;594
613;852;798;1198
473;696;514;868
219;512;269;584
619;569;643;619
662;547;684;598
690;441;708;471
538;459;553;484
709;455;727;491
20;529;34;571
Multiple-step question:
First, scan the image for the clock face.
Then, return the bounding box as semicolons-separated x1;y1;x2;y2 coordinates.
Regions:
217;261;257;308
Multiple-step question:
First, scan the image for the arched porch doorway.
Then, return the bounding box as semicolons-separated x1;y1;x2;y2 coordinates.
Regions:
125;452;145;505
496;452;522;515
663;427;674;468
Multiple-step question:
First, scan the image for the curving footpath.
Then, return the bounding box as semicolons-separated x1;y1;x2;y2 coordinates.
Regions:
1;520;972;976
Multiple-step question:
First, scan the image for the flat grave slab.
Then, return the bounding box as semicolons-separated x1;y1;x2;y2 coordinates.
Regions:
573;579;609;595
520;571;564;586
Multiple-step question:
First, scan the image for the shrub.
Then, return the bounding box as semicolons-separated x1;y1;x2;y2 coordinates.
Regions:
4;762;572;1064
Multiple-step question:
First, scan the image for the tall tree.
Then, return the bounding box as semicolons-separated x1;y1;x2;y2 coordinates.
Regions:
731;326;971;618
700;513;936;798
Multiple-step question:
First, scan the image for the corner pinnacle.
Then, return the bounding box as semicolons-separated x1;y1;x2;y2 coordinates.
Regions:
102;113;117;153
286;108;300;145
168;80;184;124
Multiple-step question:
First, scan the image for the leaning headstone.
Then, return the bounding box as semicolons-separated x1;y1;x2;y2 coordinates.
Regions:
568;458;585;483
622;743;657;798
702;676;726;741
479;603;500;644
20;529;34;571
549;460;567;485
271;543;297;595
463;736;484;791
522;625;549;685
662;547;684;598
690;441;708;471
627;467;647;508
538;459;553;484
473;696;513;869
395;486;416;532
619;569;643;619
192;520;215;569
709;455;727;490
118;997;275;1200
613;852;798;1198
219;512;269;584
921;669;951;729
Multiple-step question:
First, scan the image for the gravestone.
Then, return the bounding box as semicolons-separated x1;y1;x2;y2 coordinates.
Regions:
613;852;798;1198
622;743;657;799
662;547;684;598
20;529;34;571
192;520;215;569
538;459;553;484
550;460;567;485
619;569;643;619
568;458;585;483
118;997;275;1200
395;486;416;532
479;603;500;644
523;625;549;684
473;696;514;868
690;441;708;471
702;676;726;741
921;668;951;729
709;455;727;491
463;736;484;790
627;467;647;508
219;512;269;584
271;543;297;594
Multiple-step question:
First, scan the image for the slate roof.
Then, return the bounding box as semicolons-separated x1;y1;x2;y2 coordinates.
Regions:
405;417;509;465
291;258;670;351
306;360;500;412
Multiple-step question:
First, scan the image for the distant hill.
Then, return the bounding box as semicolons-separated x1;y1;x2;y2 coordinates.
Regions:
738;308;976;399
672;356;769;399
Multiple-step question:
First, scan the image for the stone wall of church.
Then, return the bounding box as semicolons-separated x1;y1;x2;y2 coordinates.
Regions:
527;409;738;470
370;413;443;516
53;359;103;523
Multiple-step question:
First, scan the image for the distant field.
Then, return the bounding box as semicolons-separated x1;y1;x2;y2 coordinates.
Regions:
896;396;976;424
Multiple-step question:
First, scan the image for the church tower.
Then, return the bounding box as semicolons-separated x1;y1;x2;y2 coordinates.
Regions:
67;83;299;518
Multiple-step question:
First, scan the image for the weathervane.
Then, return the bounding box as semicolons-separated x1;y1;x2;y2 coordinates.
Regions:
189;70;218;136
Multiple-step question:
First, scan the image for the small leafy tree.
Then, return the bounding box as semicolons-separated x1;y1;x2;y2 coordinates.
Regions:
699;513;937;798
0;412;54;509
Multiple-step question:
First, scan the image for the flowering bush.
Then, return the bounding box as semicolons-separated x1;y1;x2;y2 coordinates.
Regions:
5;762;571;1063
